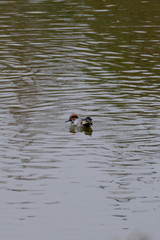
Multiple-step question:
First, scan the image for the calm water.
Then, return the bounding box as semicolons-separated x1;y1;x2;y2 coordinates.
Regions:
0;0;160;240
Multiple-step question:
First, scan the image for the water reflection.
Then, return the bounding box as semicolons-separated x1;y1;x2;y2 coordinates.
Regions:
0;0;160;240
69;125;93;136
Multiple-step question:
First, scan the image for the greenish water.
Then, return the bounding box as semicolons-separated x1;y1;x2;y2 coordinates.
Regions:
0;1;160;240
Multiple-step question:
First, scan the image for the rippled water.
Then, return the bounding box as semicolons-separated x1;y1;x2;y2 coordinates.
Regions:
0;0;160;240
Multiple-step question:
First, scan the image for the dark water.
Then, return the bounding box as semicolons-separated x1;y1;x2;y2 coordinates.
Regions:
0;0;160;240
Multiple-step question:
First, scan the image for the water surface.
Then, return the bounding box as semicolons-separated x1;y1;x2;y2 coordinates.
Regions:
0;0;160;240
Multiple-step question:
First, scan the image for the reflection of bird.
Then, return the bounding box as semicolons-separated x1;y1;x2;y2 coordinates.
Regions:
66;114;93;127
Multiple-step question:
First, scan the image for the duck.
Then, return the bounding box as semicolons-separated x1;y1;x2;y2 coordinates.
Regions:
66;114;93;127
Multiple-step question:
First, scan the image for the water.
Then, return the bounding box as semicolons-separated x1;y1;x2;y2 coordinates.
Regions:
0;0;160;239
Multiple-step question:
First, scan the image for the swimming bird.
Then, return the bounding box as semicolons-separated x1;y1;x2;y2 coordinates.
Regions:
66;114;93;127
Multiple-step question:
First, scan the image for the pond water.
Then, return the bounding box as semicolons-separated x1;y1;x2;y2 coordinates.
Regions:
0;0;160;240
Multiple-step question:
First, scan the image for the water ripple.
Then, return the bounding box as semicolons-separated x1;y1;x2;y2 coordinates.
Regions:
0;0;160;239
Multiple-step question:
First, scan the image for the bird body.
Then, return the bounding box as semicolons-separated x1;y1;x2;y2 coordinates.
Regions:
66;114;93;127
